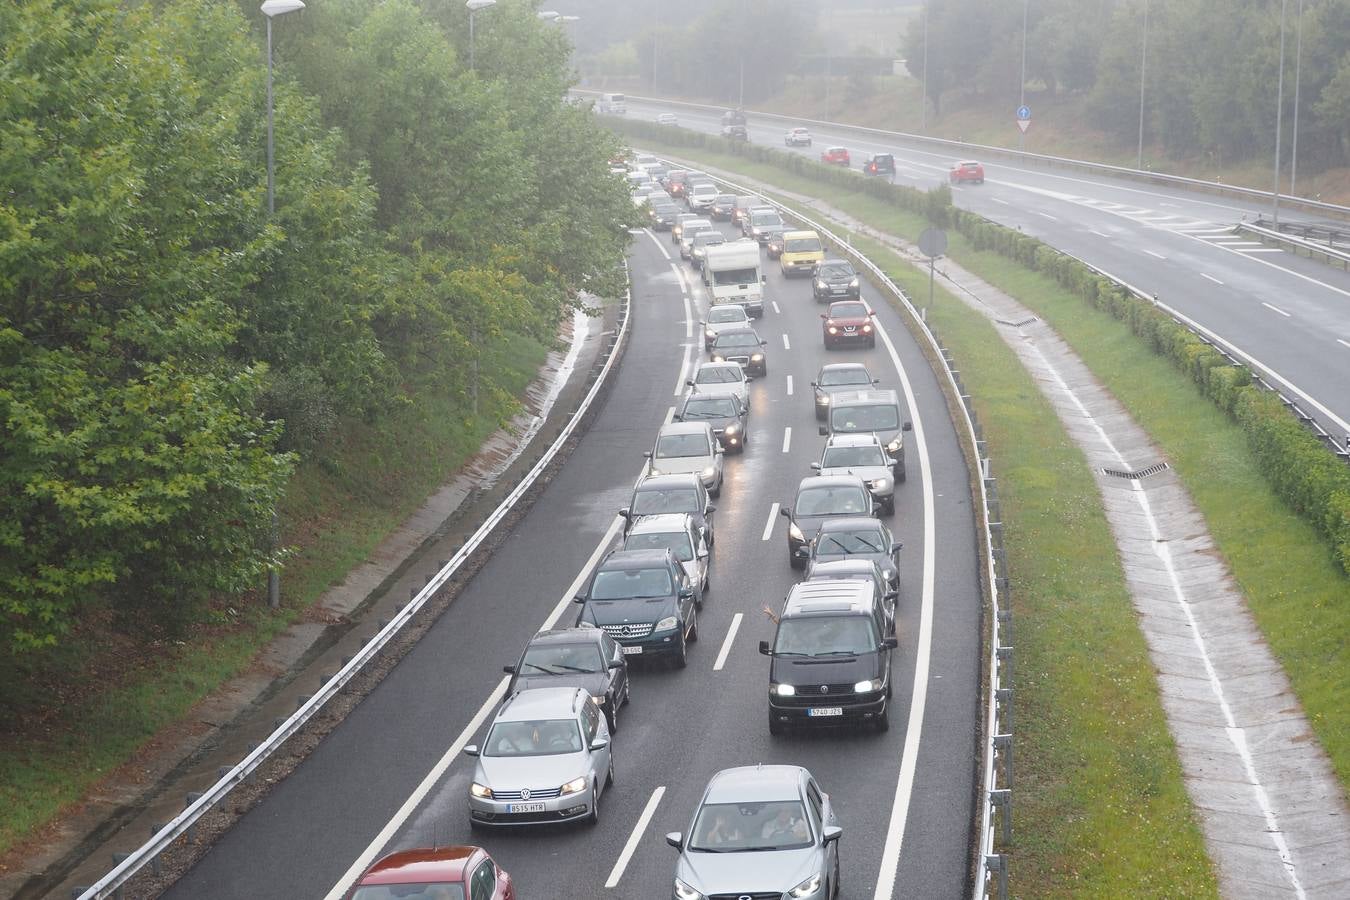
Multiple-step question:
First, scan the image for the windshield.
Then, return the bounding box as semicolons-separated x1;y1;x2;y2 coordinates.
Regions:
831;404;900;432
817;527;887;555
708;307;747;324
520;642;605;675
819;367;872;387
684;225;711;241
773;614;879;657
715;332;759;348
695;367;743;385
590;567;673;599
682;398;736;419
794;485;870;517
656;433;711;458
632;488;700;514
819;264;854;279
352;886;466;900
688;800;812;852
751;213;783;227
712;267;758;286
484;719;582;757
716;194;737;204
785;237;822;253
828;303;867;318
821;446;888;468
626;531;695;562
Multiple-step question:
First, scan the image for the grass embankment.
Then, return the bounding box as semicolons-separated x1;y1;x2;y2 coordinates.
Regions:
0;333;548;862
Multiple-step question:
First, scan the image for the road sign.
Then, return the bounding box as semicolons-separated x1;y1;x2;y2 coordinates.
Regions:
918;227;948;259
1017;119;1031;134
1016;105;1031;121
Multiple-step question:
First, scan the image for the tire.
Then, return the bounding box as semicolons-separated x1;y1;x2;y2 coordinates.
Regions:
874;703;890;733
831;852;841;899
606;696;619;734
789;550;805;570
687;608;699;642
882;496;895;516
606;754;615;788
710;481;721;498
769;714;786;736
673;631;689;668
896;464;907;484
759;364;768;376
586;781;600;826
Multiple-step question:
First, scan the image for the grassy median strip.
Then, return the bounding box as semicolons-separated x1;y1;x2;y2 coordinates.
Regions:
0;333;547;861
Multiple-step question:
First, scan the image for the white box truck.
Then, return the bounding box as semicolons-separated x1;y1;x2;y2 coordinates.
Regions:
703;241;766;318
598;92;627;115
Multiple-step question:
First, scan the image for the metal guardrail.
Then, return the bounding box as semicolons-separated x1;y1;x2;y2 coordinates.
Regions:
648;153;1013;899
1239;220;1350;270
585;90;1350;223
75;278;634;899
1255;217;1350;249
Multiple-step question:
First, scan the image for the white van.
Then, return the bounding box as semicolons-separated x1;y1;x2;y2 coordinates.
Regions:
702;241;765;318
599;92;627;115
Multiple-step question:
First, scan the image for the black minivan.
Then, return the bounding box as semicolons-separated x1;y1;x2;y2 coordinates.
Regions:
759;579;896;734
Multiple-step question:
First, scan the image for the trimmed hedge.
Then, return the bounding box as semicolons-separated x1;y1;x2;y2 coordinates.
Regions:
610;117;1350;578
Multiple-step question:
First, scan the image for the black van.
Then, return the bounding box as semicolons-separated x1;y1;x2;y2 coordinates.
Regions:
759;580;897;734
864;153;896;177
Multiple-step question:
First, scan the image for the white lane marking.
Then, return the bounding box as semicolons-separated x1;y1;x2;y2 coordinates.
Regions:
782;333;791;350
679;278;694;340
1144;249;1167;260
786;375;794;396
871;312;937;900
1240;247;1286;253
991;197;1010;205
673;346;692;396
1201;273;1225;285
1262;302;1291;318
669;262;691;295
605;786;667;888
642;228;673;260
1091;230;1111;238
713;613;744;672
664;405;676;424
761;502;780;541
324;518;626;899
781;427;792;454
1037;212;1059;221
1338;339;1350;349
772;301;781;314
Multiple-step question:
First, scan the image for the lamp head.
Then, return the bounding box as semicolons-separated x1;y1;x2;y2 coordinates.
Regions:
261;0;305;17
466;0;497;10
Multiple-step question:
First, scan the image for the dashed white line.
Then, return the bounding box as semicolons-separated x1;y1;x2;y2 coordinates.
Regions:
1201;273;1225;285
781;427;792;454
1091;230;1111;238
1261;301;1291;318
713;613;744;672
782;333;791;350
673;347;692;396
992;198;1010;205
1144;249;1167;260
761;502;780;541
605;786;667;888
771;301;781;315
786;375;794;395
664;405;676;424
1037;212;1059;221
1338;339;1350;349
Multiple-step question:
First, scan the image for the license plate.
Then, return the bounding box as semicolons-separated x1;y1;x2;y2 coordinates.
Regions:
808;707;843;717
508;802;546;813
621;645;643;655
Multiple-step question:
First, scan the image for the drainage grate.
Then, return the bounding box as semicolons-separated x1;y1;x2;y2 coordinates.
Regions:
995;316;1038;327
1102;462;1171;480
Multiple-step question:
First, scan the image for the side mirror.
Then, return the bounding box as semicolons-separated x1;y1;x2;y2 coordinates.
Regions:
666;832;684;851
706;504;717;514
902;421;913;432
619;506;631;519
673;414;684;421
590;738;610;752
761;275;767;283
573;594;586;603
810;462;822;471
608;659;624;669
818;425;829;436
819;313;828;320
872;502;882;516
892;540;904;553
823;825;843;844
758;640;772;656
881;636;899;650
779;506;791;518
715;446;724;455
502;664;516;674
872;378;881;385
884;589;899;601
679;587;694;599
685;379;695;387
809;381;818;388
463;745;480;757
760;339;767;346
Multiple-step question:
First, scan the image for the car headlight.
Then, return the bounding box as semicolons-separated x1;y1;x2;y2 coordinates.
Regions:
854;678;883;693
577;620;598;629
701;466;716;478
673;878;705;900
815;280;826;289
788;522;805;542
887;438;903;453
591;693;607;705
723;423;740;435
559;776;588;796
750;353;764;362
711;353;725;362
772;682;796;696
470;782;493;799
871;477;891;491
655;615;680;632
705;329;716;339
788;873;823;898
827;326;838;334
862;324;872;333
818;395;830;405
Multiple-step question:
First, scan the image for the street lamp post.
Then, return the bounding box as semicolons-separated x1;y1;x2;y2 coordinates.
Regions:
467;0;496;73
1272;0;1288;223
1289;0;1304;197
1137;0;1149;170
921;2;928;132
1018;0;1028;152
261;0;305;217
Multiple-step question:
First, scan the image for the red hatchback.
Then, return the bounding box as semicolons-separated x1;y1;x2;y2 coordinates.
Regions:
949;160;985;184
820;146;850;166
821;300;876;348
348;846;514;900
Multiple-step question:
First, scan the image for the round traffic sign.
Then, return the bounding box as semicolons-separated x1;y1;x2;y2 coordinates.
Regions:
1016;105;1031;121
918;227;948;259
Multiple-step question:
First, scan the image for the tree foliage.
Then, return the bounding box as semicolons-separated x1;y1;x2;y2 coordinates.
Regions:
0;0;632;652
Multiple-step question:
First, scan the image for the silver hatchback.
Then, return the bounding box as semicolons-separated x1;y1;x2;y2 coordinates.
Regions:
667;765;841;900
465;686;612;828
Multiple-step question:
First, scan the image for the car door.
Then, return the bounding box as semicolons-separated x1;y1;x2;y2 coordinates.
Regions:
691;522;710;591
581;700;609;795
806;779;839;876
601;633;627;702
674;562;694;628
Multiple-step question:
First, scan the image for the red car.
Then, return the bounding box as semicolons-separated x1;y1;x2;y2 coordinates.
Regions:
820;146;850;166
949;160;985;184
821;300;876;348
348;846;515;900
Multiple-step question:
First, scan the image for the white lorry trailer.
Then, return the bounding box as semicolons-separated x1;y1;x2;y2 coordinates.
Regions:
702;241;765;318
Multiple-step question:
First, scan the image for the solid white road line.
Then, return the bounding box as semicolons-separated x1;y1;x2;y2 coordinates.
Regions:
1338;339;1350;349
1241;247;1286;253
324;517;626;900
871;313;937;900
786;375;794;396
772;301;781;314
782;333;791;350
664;405;676;425
1201;273;1225;285
713;613;744;672
781;426;792;454
673;346;692;396
605;786;666;888
1144;249;1167;260
642;228;672;261
669;262;691;296
761;502;780;542
1262;301;1291;318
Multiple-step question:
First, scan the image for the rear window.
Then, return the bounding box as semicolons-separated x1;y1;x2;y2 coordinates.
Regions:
353;887;466;900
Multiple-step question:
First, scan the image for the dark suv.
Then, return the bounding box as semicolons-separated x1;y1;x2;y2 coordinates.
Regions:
760;579;897;733
812;259;860;301
503;628;630;732
780;475;876;568
574;549;698;668
863;153;896;177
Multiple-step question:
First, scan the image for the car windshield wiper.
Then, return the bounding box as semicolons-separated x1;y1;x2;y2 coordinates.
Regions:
774;650;811;657
854;538;884;552
811;650;861;658
820;536;853;554
732;845;787;853
524;664;563;674
550;664;599;674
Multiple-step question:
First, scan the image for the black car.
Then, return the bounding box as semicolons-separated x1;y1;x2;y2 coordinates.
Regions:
649;201;680;231
780;475;876;568
709;193;738;221
503;628;630;731
675;391;750;453
709;326;768;376
864;153;896;177
760;579;897;733
812;259;861;301
574;549;698;668
811;362;879;421
621;473;716;547
807;516;901;591
806;558;898;630
765;229;786;260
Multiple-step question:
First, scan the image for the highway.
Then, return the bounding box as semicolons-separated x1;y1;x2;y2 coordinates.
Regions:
159;211;983;898
622;98;1350;444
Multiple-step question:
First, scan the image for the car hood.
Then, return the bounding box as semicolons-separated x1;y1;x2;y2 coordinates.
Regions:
650;456;715;477
475;751;589;791
579;598;676;627
678;845;821;894
512;672;609;699
819;464;891;483
771;652;884;687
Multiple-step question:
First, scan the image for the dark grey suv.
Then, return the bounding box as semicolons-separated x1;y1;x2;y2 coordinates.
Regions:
503;628;630;732
574;549;699;668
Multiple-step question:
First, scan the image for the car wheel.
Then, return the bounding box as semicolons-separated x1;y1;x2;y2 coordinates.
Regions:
687;608;699;642
882;496;895;516
896;465;907;484
874;702;890;733
869;337;876;348
789;551;805;570
673;630;689;668
759;364;768;376
606;696;619;734
587;780;600;826
769;713;785;736
815;405;826;422
831;851;841;898
606;754;615;788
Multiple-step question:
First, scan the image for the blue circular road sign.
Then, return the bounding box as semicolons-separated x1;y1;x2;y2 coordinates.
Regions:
1016;105;1031;121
